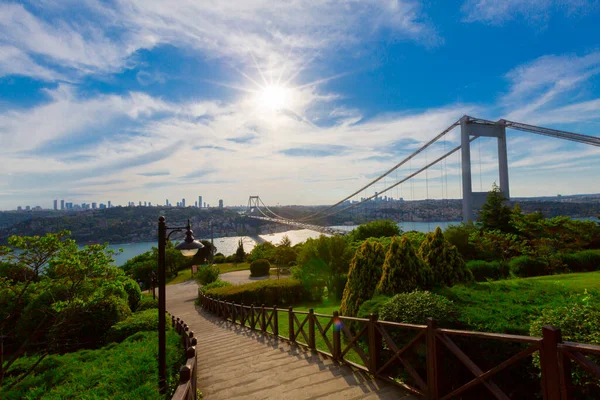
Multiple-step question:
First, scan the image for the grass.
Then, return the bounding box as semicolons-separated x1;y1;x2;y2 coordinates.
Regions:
218;262;251;274
525;270;600;291
167;268;193;285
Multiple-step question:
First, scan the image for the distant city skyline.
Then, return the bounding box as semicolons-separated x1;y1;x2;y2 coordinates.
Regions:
1;2;600;209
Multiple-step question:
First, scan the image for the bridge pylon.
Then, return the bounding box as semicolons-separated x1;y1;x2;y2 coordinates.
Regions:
247;196;260;214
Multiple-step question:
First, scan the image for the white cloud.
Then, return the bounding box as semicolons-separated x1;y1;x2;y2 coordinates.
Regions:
461;0;596;24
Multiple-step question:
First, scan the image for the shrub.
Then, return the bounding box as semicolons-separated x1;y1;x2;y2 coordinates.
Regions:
195;264;220;285
376;236;432;296
560;250;600;272
509;255;549;277
466;260;509;282
379;291;458;326
402;231;427;250
136;296;158;311
347;220;401;242
419;227;472;286
340;240;385;317
250;259;271;277
530;291;600;396
357;295;391;319
107;309;162;343
214;255;226;264
198;279;232;294
204;278;306;305
121;277;142;312
443;223;479;260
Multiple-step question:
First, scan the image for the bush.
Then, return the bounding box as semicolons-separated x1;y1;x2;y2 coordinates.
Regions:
107;309;162;343
347;219;401;242
419;227;472;286
530;291;600;396
509;255;549;277
214;255;226;264
357;295;391;319
379;291;458;326
250;259;271;277
443;223;479;260
560;250;600;272
340;240;385;317
136;296;158;311
204;278;306;305
195;264;220;285
466;260;510;282
121;278;142;312
198;279;232;294
402;231;426;250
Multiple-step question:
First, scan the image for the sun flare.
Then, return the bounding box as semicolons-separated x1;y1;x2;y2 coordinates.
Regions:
257;84;291;111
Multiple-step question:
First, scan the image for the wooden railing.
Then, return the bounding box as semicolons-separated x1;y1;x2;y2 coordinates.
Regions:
168;313;197;400
198;294;600;400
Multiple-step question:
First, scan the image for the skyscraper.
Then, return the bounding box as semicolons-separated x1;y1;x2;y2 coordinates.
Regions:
218;199;223;209
92;202;97;209
181;198;185;207
60;199;64;210
165;199;169;206
198;196;203;208
53;200;58;210
108;201;111;208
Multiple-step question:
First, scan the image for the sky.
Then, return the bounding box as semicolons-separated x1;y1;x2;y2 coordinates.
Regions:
1;0;600;210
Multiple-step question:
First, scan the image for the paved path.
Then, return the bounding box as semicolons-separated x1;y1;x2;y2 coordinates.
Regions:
219;269;272;285
166;281;416;400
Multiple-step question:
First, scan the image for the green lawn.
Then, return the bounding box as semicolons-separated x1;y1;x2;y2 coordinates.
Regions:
525;270;600;291
218;262;251;274
166;268;193;285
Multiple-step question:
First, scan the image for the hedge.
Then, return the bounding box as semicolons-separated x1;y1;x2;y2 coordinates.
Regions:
560;250;600;272
250;259;271;277
204;278;306;306
466;260;510;282
509;255;549;277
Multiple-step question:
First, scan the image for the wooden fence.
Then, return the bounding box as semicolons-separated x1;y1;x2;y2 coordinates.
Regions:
168;313;197;400
198;294;600;400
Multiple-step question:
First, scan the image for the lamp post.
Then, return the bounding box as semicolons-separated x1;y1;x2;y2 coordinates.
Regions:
157;216;203;394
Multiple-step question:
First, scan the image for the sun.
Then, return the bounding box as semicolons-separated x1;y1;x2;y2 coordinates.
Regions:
257;84;291;111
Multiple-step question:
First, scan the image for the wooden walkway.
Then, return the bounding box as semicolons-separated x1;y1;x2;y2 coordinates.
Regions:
166;281;416;400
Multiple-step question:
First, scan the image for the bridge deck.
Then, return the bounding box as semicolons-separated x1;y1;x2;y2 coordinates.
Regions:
166;281;416;400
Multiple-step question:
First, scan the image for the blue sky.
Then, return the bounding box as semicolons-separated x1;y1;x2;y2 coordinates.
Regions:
1;0;600;210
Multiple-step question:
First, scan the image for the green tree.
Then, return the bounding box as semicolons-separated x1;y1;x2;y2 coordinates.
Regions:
478;183;513;233
418;227;472;286
339;240;385;317
235;238;245;263
376;236;432;296
347;219;401;242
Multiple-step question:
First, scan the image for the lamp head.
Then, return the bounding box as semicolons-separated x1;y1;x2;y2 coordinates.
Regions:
175;219;204;257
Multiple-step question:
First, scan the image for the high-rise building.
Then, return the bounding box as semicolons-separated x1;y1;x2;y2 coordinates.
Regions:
53;199;58;210
99;203;106;209
166;199;169;206
92;202;97;209
203;202;206;208
218;199;223;209
181;198;186;207
65;202;73;209
198;196;203;208
195;201;198;207
17;206;22;211
60;199;64;210
108;201;111;208
25;206;31;211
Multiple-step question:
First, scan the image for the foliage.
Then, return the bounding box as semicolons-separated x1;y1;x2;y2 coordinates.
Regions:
339;240;385;317
198;279;232;294
560;250;600;272
376;236;432;296
189;240;216;266
466;260;509;282
294;235;352;300
195;264;220;285
347;219;401;242
204;278;307;306
121;278;142;312
530;291;600;395
273;235;297;267
0;330;183;400
419;227;472;286
106;309;162;343
121;240;186;289
136;296;158;311
443;222;479;260
250;259;271;277
213;255;226;264
249;242;276;262
478;183;513;232
509;255;550;277
235;238;245;263
401;231;426;250
357;295;391;319
379;291;458;326
468;229;527;262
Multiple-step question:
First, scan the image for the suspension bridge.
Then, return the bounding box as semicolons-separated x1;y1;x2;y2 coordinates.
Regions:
245;115;600;232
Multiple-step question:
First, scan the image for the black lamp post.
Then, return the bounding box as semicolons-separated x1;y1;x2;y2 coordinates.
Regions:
157;216;203;394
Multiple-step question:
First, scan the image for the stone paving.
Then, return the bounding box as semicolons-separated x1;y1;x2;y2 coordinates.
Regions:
166;281;417;400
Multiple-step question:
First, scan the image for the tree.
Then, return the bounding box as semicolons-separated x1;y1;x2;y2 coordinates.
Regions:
235;239;245;263
418;227;472;286
274;236;296;269
339;240;385;317
478;183;513;233
347;220;401;242
376;236;431;296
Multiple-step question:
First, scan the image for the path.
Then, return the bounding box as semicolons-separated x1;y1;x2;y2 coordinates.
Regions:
219;269;273;285
166;281;416;400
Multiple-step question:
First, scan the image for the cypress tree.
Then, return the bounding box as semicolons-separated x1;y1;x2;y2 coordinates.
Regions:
376;236;432;296
339;240;385;317
419;227;472;286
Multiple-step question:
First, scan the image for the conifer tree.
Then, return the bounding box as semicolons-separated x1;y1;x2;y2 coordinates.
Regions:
376;236;432;296
419;227;472;286
339;240;385;317
478;183;513;233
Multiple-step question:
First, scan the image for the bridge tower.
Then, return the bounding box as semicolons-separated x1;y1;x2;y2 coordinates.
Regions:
460;116;509;222
247;196;260;214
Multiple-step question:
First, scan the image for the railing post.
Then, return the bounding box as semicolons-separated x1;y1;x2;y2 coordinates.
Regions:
261;304;267;332
308;309;316;350
232;302;237;324
368;314;381;374
179;365;191;383
426;318;440;400
240;303;245;326
333;311;341;362
250;304;255;329
540;326;563;400
289;307;295;343
273;305;279;336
